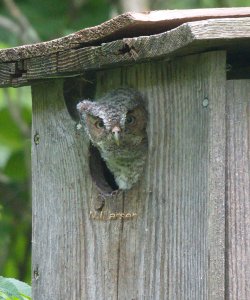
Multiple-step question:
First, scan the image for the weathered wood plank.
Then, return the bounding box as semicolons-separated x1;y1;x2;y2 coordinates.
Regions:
32;80;125;300
32;51;226;299
226;80;250;300
0;62;21;87
95;50;226;299
1;7;250;62
2;17;249;87
0;63;13;87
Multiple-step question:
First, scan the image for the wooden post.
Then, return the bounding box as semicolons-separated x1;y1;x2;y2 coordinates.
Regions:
0;8;249;300
31;51;226;299
226;81;250;299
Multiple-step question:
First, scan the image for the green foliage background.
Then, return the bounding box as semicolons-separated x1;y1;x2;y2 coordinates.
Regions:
0;0;249;285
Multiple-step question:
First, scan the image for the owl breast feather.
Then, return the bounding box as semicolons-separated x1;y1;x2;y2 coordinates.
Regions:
98;138;147;190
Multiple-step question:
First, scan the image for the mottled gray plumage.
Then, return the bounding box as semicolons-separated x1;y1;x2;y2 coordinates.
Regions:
77;88;147;190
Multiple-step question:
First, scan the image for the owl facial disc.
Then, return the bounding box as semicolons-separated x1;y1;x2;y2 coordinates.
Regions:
77;87;148;190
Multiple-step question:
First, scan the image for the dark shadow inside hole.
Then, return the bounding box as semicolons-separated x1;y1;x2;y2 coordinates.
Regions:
63;73;96;121
227;51;250;80
89;144;119;194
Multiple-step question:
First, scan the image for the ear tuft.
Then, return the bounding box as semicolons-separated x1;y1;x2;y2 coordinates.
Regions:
76;100;93;113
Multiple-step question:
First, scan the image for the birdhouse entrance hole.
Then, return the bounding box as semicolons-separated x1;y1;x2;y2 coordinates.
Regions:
63;76;119;194
89;144;119;193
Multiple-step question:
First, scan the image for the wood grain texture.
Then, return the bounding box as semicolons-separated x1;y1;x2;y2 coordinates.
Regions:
31;80;124;300
1;7;250;63
0;63;12;86
1;17;250;87
32;51;226;299
226;80;250;300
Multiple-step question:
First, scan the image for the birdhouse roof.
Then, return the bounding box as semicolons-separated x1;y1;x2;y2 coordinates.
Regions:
0;7;250;87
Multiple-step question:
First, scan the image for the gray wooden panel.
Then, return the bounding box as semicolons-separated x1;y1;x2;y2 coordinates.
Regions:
0;62;18;87
32;80;124;300
32;51;226;299
94;51;226;300
226;80;250;300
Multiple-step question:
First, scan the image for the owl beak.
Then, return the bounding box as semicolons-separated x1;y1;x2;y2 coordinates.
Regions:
112;126;121;146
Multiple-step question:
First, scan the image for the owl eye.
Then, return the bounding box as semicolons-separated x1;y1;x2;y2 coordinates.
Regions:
95;119;104;129
126;115;136;125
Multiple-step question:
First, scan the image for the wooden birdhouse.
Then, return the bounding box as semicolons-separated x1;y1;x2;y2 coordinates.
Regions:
1;7;249;299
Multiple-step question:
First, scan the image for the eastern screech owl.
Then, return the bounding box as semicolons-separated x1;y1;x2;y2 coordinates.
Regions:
77;88;147;190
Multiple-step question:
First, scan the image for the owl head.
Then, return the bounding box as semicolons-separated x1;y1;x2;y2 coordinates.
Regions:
77;88;147;151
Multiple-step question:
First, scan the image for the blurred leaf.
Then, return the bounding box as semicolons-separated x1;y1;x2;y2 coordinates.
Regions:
0;42;9;49
0;108;23;150
0;276;31;300
2;260;18;281
14;234;26;263
3;151;27;181
0;146;11;169
70;0;110;30
3;278;31;298
21;107;31;127
0;276;24;300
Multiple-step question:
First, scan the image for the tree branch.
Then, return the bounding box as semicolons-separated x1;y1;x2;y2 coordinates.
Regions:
0;15;33;44
0;15;20;36
3;0;40;43
120;0;149;12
